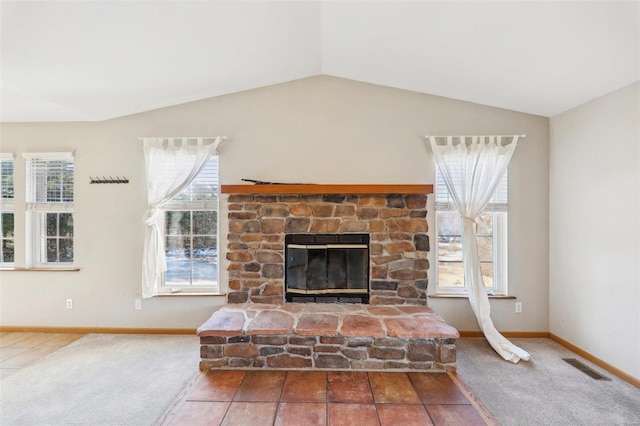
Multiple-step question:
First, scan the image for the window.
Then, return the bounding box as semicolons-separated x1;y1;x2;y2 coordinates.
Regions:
0;154;14;267
161;157;218;291
435;168;508;295
24;153;74;266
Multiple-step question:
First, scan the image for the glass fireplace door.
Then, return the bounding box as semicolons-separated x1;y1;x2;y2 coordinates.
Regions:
285;233;370;302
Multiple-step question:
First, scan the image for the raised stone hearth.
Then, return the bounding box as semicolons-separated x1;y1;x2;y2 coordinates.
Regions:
198;303;459;372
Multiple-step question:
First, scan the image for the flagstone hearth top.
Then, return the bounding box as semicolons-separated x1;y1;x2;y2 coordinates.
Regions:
220;184;433;195
197;304;459;340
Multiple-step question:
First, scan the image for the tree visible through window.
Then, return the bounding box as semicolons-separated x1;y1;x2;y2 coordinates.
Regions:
0;212;14;264
25;154;74;266
44;212;74;262
0;155;14;265
162;158;218;290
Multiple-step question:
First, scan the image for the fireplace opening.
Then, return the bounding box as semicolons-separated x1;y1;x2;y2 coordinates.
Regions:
285;234;370;303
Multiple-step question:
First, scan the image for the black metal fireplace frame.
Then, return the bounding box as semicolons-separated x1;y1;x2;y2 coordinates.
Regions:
284;233;370;303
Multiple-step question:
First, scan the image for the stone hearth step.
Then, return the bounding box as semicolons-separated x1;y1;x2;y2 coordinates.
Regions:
197;304;459;372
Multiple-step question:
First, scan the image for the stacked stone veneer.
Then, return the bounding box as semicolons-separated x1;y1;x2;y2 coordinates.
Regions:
201;334;456;371
198;304;459;372
225;194;430;305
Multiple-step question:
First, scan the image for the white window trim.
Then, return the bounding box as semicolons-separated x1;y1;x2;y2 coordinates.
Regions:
0;209;15;268
24;153;75;269
435;211;508;295
434;166;509;296
158;208;220;294
493;213;508;295
158;157;220;293
1;154;15;268
27;210;74;269
22;152;74;160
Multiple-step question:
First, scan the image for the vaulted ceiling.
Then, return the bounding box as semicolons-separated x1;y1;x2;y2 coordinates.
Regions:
1;1;638;122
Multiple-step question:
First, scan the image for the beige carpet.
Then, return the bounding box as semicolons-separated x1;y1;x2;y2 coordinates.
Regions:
3;333;639;425
0;333;200;426
456;337;640;425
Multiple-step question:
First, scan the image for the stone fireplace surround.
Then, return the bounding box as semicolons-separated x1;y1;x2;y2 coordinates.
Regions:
197;184;460;372
224;189;431;305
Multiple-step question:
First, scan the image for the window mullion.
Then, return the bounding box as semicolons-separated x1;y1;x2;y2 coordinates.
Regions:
190;212;194;285
56;213;61;263
0;214;3;263
39;213;45;264
492;212;498;293
496;212;508;295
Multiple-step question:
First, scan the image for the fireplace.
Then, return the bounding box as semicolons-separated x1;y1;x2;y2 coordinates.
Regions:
200;185;462;373
222;186;432;305
285;233;370;303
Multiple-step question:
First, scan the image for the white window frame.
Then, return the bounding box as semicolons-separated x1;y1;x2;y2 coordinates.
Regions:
0;154;15;268
23;152;74;268
159;157;219;293
435;169;508;295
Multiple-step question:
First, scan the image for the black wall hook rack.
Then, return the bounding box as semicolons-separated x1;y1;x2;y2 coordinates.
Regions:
90;176;129;184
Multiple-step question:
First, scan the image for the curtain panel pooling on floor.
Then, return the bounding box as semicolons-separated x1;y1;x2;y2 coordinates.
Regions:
429;135;530;363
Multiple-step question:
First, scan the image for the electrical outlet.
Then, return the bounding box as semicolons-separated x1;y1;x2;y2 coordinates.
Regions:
515;302;522;313
135;299;142;310
66;298;73;310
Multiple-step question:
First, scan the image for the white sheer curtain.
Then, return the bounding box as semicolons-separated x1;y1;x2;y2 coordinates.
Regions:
429;135;530;363
141;137;221;298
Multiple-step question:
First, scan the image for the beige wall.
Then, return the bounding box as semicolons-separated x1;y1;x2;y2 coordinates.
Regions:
550;82;640;380
0;75;549;331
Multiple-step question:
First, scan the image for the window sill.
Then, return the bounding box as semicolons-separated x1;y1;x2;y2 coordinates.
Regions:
429;293;516;299
156;292;226;297
0;267;81;272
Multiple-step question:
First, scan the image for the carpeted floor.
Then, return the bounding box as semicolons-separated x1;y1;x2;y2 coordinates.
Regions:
456;337;640;426
0;333;200;426
2;334;639;425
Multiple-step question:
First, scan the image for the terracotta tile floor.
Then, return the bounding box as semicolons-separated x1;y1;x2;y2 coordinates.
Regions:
0;331;84;378
2;332;495;424
166;370;494;425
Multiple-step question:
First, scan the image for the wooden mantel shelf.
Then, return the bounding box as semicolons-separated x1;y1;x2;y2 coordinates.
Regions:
221;184;433;195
